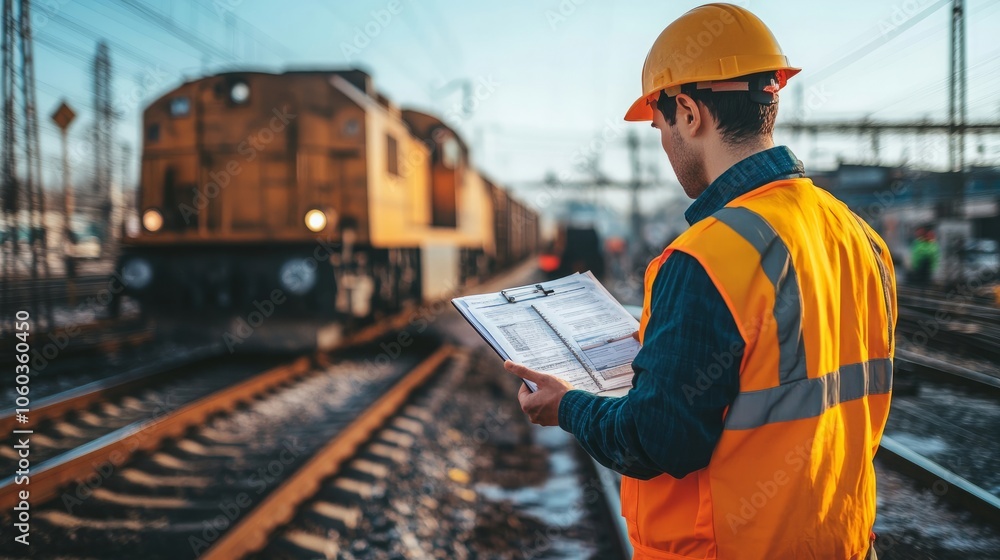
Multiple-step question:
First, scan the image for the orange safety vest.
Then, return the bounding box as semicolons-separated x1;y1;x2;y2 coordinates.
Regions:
625;178;896;560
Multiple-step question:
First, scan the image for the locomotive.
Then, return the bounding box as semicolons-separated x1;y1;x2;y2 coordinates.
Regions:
117;69;537;350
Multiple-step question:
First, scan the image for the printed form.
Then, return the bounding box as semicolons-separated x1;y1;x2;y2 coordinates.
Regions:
452;272;639;397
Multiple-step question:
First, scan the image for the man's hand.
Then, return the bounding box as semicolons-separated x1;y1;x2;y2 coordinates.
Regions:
504;361;574;426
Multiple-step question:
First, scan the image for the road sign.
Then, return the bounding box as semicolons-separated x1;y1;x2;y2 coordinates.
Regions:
51;101;76;131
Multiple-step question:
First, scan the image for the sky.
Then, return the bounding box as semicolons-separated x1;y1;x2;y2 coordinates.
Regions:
16;0;1000;214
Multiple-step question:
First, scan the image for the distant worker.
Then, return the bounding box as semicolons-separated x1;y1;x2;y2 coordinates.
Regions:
505;4;895;559
909;226;939;286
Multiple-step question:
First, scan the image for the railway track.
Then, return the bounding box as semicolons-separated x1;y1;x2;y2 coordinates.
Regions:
212;346;453;559
879;436;1000;525
895;348;1000;391
0;338;448;558
245;346;629;560
0;352;295;485
879;349;1000;531
0;288;465;514
897;288;1000;362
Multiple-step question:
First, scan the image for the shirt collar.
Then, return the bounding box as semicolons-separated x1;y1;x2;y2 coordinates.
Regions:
684;145;805;225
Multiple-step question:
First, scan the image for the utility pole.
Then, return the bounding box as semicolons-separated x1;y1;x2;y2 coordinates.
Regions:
942;0;968;284
19;0;51;327
945;0;968;221
114;142;129;242
1;0;17;309
1;0;55;329
627;130;645;262
93;41;113;247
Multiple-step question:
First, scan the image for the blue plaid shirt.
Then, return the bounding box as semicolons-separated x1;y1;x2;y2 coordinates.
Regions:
558;146;805;479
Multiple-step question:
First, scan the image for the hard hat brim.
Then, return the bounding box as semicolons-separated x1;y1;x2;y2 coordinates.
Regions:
625;94;655;122
624;67;802;122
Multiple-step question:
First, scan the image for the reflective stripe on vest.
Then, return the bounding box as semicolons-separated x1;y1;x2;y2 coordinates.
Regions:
713;206;807;385
724;357;893;430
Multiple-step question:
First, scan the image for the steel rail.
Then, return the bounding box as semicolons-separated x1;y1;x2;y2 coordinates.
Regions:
895;348;1000;391
879;435;1000;525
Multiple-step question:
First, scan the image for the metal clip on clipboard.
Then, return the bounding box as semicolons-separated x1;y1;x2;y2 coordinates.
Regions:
500;284;555;303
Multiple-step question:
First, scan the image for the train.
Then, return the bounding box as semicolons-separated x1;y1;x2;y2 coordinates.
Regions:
538;225;607;281
116;69;538;351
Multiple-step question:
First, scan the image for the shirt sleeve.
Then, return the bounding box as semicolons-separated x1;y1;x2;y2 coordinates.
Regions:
557;251;743;480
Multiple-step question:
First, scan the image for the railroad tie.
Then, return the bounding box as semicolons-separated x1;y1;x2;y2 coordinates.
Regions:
366;442;408;464
120;467;213;489
380;429;416;448
176;439;243;458
150;452;200;471
90;487;192;509
350;458;390;479
198;426;245;444
29;433;60;448
309;500;361;529
392;416;425;436
119;396;149;411
277;529;340;559
38;510;169;531
402;405;434;423
75;411;107;427
100;402;122;416
333;477;375;499
53;421;87;438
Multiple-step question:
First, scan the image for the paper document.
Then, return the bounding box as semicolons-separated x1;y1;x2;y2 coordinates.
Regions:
452;272;639;397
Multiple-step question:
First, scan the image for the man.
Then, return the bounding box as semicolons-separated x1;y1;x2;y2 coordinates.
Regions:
909;226;939;285
505;4;896;559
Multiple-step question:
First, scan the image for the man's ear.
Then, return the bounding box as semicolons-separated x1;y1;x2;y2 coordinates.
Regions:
673;93;702;135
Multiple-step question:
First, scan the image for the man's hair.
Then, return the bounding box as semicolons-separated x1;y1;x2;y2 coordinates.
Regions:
655;80;778;145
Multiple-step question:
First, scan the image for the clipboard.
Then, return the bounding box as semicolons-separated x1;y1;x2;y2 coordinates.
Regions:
451;272;638;397
500;284;555;303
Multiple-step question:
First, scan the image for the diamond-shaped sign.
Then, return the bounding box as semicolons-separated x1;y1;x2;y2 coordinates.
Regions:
51;101;76;131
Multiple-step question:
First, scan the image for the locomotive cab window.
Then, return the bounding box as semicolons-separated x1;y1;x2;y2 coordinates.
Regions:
169;96;190;117
386;134;399;176
442;137;460;170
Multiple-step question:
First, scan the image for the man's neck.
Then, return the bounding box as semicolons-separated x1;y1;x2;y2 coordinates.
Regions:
704;138;775;186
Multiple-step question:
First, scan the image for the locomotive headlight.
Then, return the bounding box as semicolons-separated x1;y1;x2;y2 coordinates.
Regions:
230;81;250;104
304;209;327;232
142;209;163;232
122;258;153;290
279;258;316;295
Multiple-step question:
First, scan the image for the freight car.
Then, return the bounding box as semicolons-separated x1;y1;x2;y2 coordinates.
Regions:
117;69;537;350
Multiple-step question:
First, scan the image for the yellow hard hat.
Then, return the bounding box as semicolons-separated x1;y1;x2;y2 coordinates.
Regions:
624;3;800;121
